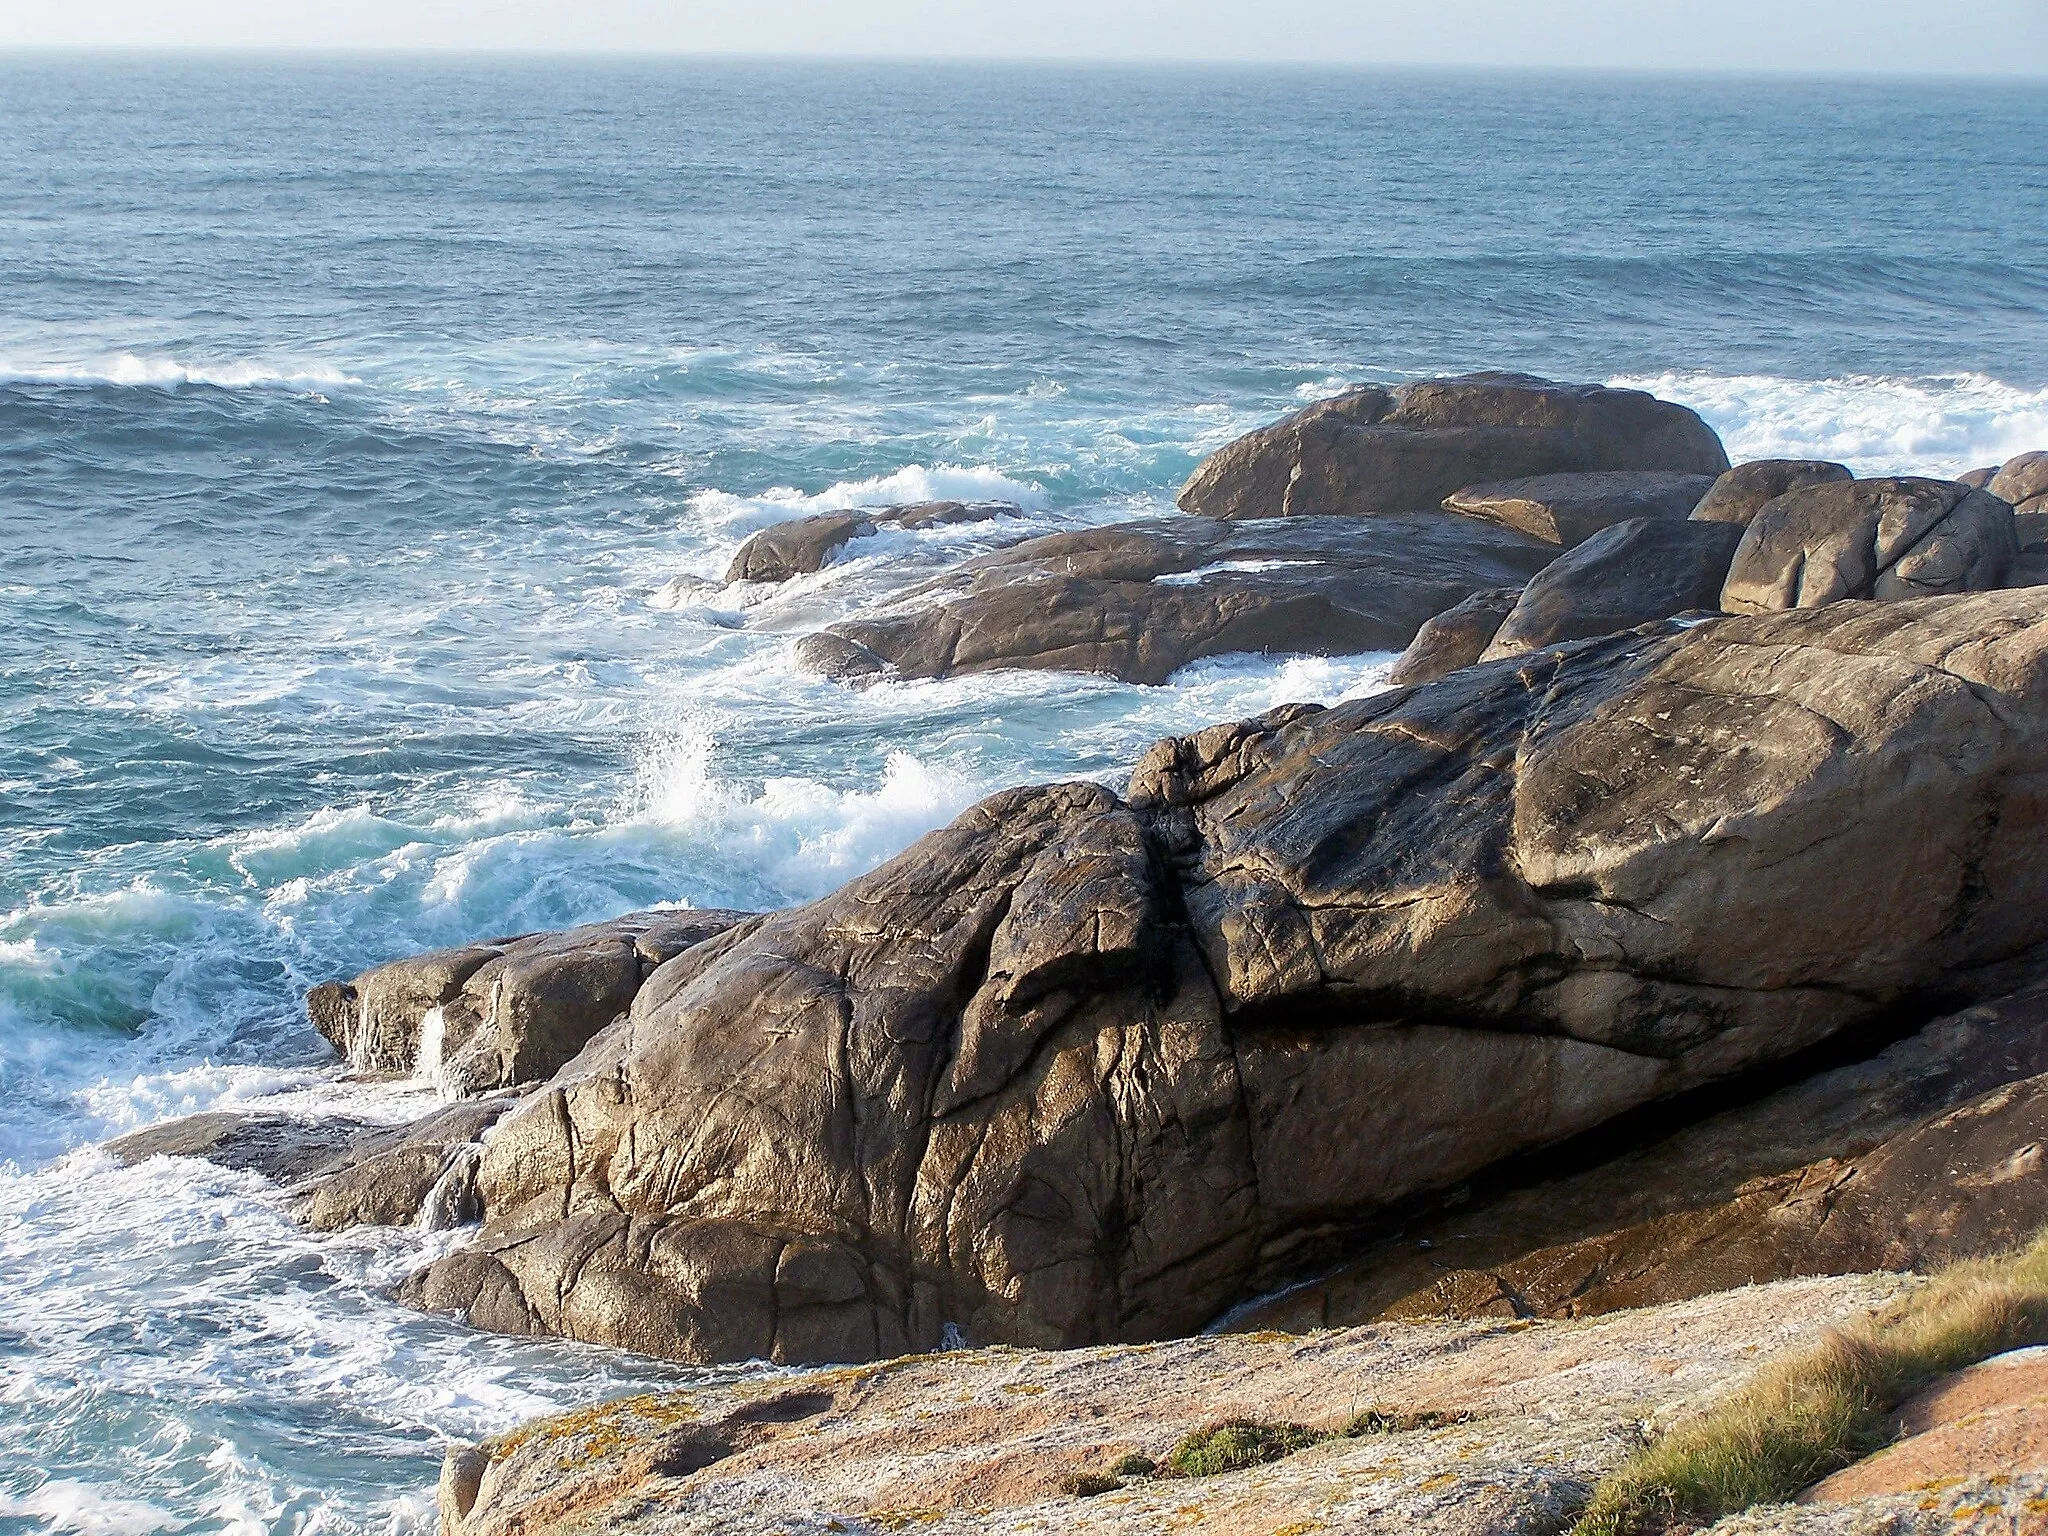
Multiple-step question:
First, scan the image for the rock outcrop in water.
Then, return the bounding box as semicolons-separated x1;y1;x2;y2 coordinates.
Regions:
387;589;2048;1368
1175;373;1729;521
307;909;753;1092
725;500;1022;584
794;512;1556;685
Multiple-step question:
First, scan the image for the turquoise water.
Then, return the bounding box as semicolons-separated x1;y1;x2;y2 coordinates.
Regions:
2;57;2045;1533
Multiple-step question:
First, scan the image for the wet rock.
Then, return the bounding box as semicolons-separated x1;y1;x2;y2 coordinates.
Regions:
405;590;2048;1366
794;513;1557;686
1178;373;1728;521
1243;983;2048;1331
1721;477;2018;614
308;908;755;1091
438;1274;1900;1536
1442;470;1715;546
105;1111;372;1183
1478;516;1743;659
1385;586;1523;684
725;501;1022;584
1690;458;1855;528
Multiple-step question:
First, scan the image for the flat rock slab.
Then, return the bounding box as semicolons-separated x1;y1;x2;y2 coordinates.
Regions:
1805;1347;2048;1503
726;501;1024;584
795;512;1558;685
1444;469;1716;546
441;1274;1902;1536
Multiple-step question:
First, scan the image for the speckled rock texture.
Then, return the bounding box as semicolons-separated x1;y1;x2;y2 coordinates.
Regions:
438;1274;1902;1536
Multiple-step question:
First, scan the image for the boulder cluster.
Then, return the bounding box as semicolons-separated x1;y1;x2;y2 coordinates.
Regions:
122;375;2048;1386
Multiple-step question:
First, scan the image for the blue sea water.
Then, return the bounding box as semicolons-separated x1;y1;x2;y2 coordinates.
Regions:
1;54;2045;1533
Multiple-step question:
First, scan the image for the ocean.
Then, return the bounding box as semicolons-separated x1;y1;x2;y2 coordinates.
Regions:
1;54;2044;1534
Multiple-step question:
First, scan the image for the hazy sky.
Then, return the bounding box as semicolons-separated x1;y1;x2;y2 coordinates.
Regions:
2;0;2045;74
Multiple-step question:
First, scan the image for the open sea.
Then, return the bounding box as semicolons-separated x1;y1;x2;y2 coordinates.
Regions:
1;55;2044;1534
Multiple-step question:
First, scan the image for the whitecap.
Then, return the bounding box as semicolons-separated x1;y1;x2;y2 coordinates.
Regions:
0;1481;179;1536
0;352;359;393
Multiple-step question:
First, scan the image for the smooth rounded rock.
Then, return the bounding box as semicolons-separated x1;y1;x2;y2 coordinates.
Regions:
1479;517;1743;659
1690;459;1854;528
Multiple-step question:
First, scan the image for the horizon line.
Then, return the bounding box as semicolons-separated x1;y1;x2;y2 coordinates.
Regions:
2;46;2045;82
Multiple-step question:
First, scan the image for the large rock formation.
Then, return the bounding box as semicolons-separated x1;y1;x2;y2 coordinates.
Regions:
1442;470;1716;546
399;590;2048;1367
1177;374;1728;521
1691;459;1854;528
725;500;1023;584
1478;516;1744;660
307;908;753;1093
1720;477;2018;614
794;513;1557;686
1990;451;2048;515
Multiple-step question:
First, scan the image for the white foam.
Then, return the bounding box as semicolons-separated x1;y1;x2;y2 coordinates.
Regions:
0;1482;179;1536
686;463;1048;538
1154;558;1321;586
1616;370;2048;478
0;352;358;393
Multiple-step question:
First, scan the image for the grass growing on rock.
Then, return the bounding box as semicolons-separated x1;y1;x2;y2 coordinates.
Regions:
1573;1229;2048;1536
1166;1420;1322;1477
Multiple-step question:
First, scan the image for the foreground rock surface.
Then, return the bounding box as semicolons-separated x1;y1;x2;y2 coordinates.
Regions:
1178;373;1728;520
403;590;2048;1367
796;512;1556;685
440;1274;1899;1536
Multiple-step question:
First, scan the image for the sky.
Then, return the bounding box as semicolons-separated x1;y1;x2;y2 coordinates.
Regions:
0;0;2045;74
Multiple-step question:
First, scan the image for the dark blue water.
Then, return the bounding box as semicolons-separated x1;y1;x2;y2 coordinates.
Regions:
2;57;2044;1534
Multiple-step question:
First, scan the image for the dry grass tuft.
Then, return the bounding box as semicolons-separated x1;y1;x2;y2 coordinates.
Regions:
1573;1230;2048;1536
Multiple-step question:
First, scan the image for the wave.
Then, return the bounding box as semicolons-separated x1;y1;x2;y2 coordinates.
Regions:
0;352;359;393
1615;370;2048;478
686;462;1050;537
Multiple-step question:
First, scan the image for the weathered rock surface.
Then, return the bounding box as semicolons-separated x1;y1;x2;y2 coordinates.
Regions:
1691;459;1855;528
1443;469;1716;545
307;908;753;1092
402;591;2048;1367
439;1274;1900;1536
1710;1474;2048;1535
1806;1346;2048;1504
1721;478;2018;614
725;501;1022;584
1384;585;1523;684
1177;373;1729;520
1238;983;2048;1332
795;513;1557;686
1991;451;2048;515
1478;516;1744;659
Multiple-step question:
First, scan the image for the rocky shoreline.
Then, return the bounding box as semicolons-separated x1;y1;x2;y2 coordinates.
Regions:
110;374;2048;1533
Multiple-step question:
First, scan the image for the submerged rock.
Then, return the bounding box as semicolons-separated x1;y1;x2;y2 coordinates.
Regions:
1443;469;1715;546
307;908;754;1092
1721;477;2018;613
795;513;1556;685
725;500;1023;584
1478;515;1743;659
1177;373;1728;521
1690;458;1854;528
400;589;2048;1367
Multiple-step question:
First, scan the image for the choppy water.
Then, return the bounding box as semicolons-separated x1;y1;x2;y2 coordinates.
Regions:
2;55;2045;1534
